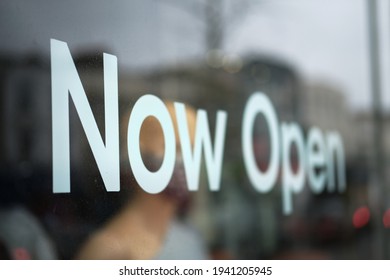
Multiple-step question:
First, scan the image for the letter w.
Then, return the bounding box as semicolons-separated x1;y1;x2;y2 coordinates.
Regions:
174;103;227;191
51;39;119;193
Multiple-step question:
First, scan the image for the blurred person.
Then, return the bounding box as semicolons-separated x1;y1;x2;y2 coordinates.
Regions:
0;205;57;259
76;102;208;259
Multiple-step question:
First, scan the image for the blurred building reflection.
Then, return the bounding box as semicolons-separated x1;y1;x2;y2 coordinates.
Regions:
0;0;389;259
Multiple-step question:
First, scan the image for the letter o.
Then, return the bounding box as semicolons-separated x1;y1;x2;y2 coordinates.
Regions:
127;94;176;193
242;92;280;192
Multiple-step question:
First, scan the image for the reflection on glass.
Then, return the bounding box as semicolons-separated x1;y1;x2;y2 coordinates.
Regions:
0;0;389;259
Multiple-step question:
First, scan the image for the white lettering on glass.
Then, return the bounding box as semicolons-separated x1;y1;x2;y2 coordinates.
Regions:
51;39;119;193
241;93;346;215
306;127;327;194
281;122;306;215
50;39;347;215
127;95;176;194
326;132;346;192
174;103;227;191
242;93;280;193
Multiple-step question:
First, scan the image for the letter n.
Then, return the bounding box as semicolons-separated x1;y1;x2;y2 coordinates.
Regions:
51;39;119;193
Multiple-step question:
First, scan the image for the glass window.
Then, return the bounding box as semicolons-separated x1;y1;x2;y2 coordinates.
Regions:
0;0;389;259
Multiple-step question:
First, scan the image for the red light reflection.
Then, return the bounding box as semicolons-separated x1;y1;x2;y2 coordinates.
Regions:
383;209;390;228
352;207;370;229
